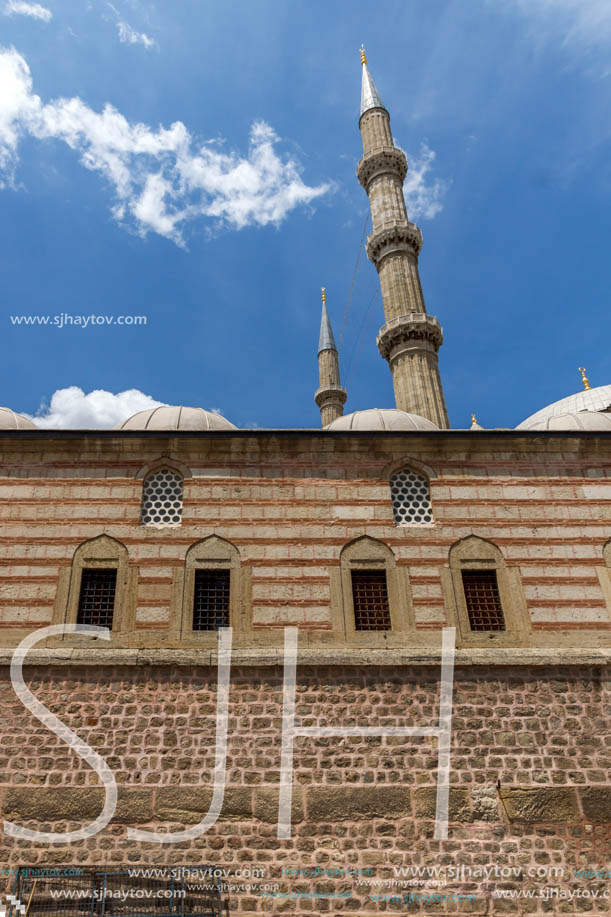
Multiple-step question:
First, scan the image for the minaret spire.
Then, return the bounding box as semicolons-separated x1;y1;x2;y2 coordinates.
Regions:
315;287;347;427
357;48;449;428
360;46;385;117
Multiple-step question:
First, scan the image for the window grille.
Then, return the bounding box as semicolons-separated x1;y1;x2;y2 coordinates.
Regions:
390;469;433;524
461;570;505;631
351;570;391;631
141;468;183;524
193;569;230;630
77;568;117;628
11;864;226;917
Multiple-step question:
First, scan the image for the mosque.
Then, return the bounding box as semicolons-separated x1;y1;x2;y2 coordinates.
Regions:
0;50;609;915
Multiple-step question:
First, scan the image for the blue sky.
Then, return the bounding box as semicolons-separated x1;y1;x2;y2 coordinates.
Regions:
1;0;610;429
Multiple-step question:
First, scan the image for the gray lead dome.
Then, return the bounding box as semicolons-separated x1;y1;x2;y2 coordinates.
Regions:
116;406;237;431
326;409;439;432
0;407;37;430
524;411;611;432
517;385;611;429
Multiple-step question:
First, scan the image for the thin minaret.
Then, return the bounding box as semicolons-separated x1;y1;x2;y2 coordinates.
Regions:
315;287;347;427
357;47;449;428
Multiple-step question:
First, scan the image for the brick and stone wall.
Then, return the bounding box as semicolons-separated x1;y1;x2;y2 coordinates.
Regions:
0;430;610;648
0;658;610;914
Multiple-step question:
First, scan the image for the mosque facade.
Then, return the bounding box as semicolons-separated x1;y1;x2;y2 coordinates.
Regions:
0;52;610;915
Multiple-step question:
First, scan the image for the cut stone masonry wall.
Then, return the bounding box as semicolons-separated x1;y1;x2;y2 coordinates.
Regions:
0;661;609;914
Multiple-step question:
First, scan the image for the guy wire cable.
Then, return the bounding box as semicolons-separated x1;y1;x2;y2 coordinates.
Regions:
339;210;370;350
344;286;381;390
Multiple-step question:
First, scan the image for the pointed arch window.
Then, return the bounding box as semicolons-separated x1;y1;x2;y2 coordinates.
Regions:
390;468;433;524
443;535;530;645
175;536;249;642
53;535;137;638
334;536;414;645
141;468;184;525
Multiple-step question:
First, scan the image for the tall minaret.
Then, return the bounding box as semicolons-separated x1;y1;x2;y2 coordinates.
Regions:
357;47;449;428
314;287;347;427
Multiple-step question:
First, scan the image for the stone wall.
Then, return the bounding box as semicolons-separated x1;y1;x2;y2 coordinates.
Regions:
1;659;610;914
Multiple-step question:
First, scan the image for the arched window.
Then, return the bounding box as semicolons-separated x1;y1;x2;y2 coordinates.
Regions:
54;535;136;637
176;536;248;641
141;468;184;525
336;536;414;644
443;535;530;645
390;468;433;524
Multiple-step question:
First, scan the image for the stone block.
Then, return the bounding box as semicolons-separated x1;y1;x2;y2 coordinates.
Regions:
413;787;471;822
307;786;411;820
498;787;579;824
2;788;153;823
254;787;304;824
471;784;500;822
579;787;611;822
156;787;252;823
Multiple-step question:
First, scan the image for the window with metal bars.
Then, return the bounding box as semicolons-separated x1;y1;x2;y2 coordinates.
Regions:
461;569;505;631
193;569;230;630
351;569;391;631
77;568;117;629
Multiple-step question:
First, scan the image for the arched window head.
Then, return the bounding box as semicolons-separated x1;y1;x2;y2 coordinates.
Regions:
390;468;433;525
141;468;184;525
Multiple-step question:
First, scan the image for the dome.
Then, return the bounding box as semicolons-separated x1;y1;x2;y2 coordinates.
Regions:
517;384;611;430
326;409;439;432
115;406;237;431
524;411;611;432
0;407;37;430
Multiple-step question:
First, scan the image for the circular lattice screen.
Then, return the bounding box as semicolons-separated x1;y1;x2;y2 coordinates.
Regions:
390;469;433;524
141;469;184;525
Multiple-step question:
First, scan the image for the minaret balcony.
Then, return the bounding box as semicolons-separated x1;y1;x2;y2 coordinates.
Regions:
315;384;348;409
366;221;423;265
377;313;444;360
357;147;408;189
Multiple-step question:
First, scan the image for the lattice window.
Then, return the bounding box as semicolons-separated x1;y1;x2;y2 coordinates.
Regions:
461;570;505;631
193;569;230;630
77;568;117;628
390;469;433;524
351;570;391;631
141;468;183;525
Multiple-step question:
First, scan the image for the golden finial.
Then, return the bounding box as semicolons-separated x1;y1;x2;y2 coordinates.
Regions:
471;413;477;426
360;45;367;66
579;367;591;391
321;287;326;305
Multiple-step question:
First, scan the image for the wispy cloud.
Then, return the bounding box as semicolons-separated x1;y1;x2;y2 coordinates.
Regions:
24;386;166;428
3;0;51;21
0;48;331;244
107;3;155;49
493;0;611;51
402;142;450;220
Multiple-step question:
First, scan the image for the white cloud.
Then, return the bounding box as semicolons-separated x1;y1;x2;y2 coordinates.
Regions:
107;3;155;49
3;1;51;21
0;48;331;242
402;142;450;221
24;386;166;428
117;19;155;48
